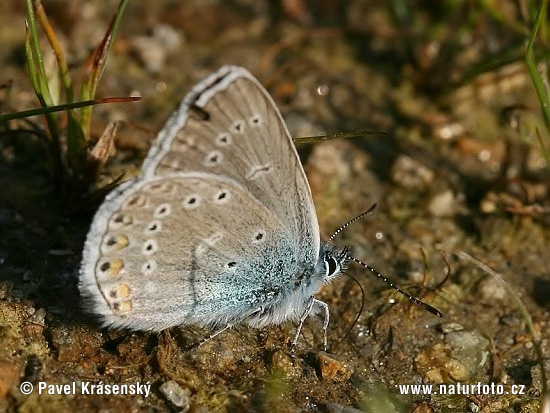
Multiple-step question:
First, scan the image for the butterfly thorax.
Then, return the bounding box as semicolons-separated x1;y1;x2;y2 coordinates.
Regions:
244;242;349;328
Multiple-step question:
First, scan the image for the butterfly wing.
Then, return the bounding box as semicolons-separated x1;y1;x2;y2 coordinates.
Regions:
80;66;322;331
80;173;317;331
142;66;320;264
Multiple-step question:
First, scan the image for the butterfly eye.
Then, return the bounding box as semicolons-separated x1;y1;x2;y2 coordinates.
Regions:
227;261;237;269
112;301;132;313
325;255;339;277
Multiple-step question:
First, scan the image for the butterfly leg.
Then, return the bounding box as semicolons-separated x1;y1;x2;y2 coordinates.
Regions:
197;324;233;347
290;296;315;352
312;298;330;352
198;306;266;347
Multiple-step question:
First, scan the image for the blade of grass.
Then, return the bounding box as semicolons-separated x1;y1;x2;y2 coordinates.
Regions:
0;97;140;123
32;0;86;173
450;42;525;90
535;127;550;166
26;0;54;108
525;0;550;128
66;112;86;172
293;130;387;145
25;13;64;186
458;251;548;406
479;0;530;35
24;24;41;102
80;0;129;140
34;0;73;103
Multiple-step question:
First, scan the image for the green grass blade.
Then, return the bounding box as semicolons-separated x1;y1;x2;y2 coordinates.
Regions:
293;130;387;145
26;0;54;107
24;23;41;103
525;0;550;128
479;0;529;35
0;97;140;123
25;10;63;184
458;252;548;407
34;0;73;103
66;112;86;171
80;0;129;139
535;127;550;166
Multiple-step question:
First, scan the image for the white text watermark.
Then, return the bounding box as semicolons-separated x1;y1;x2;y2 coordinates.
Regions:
398;382;526;396
20;381;151;397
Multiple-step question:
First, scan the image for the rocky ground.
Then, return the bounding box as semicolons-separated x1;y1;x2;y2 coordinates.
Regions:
0;1;548;412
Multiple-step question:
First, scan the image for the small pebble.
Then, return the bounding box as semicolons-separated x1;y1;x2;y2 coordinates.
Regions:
391;155;434;188
29;308;46;326
269;349;302;378
160;380;191;410
131;24;182;74
478;277;508;303
440;322;464;334
445;330;490;378
316;352;353;382
415;343;469;383
428;190;455;217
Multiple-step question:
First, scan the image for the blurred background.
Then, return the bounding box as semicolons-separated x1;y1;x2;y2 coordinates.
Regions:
0;1;548;412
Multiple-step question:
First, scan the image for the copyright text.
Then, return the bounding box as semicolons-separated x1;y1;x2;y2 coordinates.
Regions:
19;381;151;397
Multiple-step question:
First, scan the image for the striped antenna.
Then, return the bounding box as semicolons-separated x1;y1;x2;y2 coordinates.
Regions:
350;256;442;318
329;203;377;242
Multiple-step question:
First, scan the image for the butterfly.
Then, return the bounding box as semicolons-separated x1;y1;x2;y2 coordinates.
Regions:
79;66;352;349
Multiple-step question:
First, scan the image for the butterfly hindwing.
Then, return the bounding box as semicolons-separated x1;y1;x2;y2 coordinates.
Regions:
81;173;315;330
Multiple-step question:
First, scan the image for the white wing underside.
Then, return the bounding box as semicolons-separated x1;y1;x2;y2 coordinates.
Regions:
80;66;321;330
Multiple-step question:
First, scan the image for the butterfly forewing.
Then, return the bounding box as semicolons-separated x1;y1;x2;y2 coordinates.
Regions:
142;66;320;263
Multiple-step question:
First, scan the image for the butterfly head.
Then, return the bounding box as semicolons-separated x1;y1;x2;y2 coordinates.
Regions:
317;243;351;282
